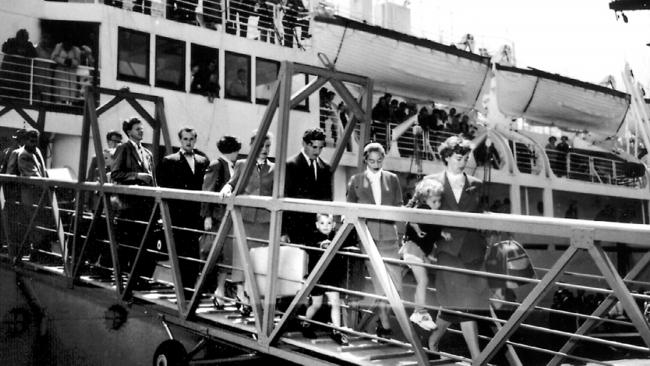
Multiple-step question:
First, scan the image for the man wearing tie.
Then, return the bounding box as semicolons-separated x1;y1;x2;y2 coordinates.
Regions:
111;117;156;282
158;127;209;293
283;128;332;246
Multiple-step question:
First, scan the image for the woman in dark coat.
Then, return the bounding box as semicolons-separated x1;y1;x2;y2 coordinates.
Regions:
424;135;489;359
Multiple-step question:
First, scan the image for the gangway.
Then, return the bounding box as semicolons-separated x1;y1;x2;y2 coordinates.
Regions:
2;62;650;366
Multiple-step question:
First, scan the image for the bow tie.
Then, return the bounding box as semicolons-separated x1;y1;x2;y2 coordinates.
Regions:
183;151;194;156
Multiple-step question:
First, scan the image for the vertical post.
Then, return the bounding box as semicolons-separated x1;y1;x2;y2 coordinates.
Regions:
474;245;579;365
263;61;293;338
354;220;429;365
159;198;187;314
29;59;34;105
101;193;123;296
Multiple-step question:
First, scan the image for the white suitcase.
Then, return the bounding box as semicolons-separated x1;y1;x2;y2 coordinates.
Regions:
250;246;308;297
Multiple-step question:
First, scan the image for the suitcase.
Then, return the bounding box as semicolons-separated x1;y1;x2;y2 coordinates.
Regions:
250;246;308;297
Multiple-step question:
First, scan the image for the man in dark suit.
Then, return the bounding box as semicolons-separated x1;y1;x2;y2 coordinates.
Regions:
158;127;210;294
111;117;155;282
200;135;241;306
282;128;332;245
346;142;403;339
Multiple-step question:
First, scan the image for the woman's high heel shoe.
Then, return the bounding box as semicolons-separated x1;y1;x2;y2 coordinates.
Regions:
211;295;225;310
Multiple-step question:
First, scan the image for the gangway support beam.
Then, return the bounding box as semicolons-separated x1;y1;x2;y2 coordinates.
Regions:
121;202;161;300
267;222;354;344
587;243;650;347
547;251;650;366
264;61;293;338
159;198;187;314
231;207;265;341
184;210;233;318
354;219;429;366
474;244;579;365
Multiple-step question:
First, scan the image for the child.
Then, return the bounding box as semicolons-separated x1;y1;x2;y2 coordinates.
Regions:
301;213;349;346
400;178;450;331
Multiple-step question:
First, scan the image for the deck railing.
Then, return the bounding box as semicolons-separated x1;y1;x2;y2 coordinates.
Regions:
0;52;98;112
47;0;311;49
2;173;650;365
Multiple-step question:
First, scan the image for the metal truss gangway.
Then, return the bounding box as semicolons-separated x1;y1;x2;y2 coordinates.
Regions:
2;63;650;366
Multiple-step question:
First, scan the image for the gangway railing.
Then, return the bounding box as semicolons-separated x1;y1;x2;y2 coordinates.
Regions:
2;173;650;365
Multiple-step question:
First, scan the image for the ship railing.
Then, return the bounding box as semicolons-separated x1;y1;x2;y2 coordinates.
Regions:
0;51;98;112
544;147;645;187
3;174;650;365
81;0;311;49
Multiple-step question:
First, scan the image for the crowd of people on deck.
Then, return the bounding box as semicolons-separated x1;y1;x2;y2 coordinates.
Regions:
103;0;310;48
0;28;95;105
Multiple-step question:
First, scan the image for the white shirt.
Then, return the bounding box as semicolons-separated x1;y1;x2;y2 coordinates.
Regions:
366;168;383;205
129;139;148;169
182;150;195;174
301;150;317;181
446;171;465;203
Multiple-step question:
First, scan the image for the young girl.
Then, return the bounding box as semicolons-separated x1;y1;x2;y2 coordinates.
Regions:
301;213;349;346
401;178;450;331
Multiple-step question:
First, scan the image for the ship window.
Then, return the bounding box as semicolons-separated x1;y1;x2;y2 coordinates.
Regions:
190;44;219;97
255;58;279;104
155;36;186;91
117;27;150;84
292;73;310;111
224;52;251;102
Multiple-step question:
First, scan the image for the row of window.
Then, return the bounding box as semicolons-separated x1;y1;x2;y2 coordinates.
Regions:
116;27;308;109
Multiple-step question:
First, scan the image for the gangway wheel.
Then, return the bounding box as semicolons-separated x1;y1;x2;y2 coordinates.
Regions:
153;339;188;366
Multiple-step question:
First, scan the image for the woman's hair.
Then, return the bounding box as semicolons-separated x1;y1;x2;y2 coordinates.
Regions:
249;129;272;145
406;178;444;208
217;135;241;154
438;135;473;163
363;142;385;160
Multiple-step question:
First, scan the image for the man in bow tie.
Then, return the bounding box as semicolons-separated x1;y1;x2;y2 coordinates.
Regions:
158;127;210;294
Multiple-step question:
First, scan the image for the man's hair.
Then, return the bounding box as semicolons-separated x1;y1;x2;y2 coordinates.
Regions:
249;129;272;145
122;117;142;135
302;128;326;144
548;136;557;142
106;130;121;142
178;127;197;139
25;130;39;139
217;135;242;154
363;142;385;160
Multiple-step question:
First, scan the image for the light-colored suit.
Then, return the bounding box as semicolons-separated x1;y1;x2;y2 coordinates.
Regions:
346;169;402;243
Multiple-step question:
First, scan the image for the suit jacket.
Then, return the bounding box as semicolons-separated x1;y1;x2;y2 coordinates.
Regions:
157;150;209;227
228;158;274;223
283;152;333;243
17;147;47;178
346;170;402;242
111;141;154;186
5;146;22;175
201;156;232;219
424;171;486;263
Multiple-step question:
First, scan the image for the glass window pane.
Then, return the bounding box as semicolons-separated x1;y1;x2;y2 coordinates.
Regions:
224;52;250;102
155;36;185;91
292;73;309;111
255;58;279;104
190;44;219;98
117;27;150;84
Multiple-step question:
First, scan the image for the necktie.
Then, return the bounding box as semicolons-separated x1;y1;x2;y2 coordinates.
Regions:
309;159;317;181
